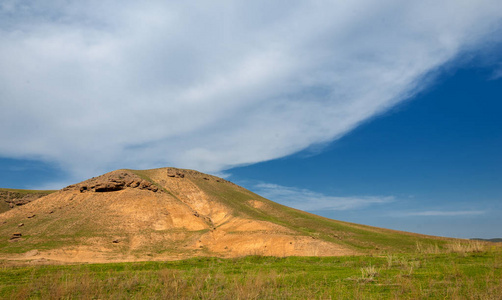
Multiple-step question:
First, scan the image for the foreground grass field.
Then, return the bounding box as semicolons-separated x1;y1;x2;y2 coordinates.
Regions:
0;242;500;299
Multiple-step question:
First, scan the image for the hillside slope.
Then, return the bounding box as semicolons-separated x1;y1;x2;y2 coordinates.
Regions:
0;167;457;263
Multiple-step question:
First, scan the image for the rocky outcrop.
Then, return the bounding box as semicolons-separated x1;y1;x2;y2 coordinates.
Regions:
9;232;22;240
63;171;160;193
167;170;185;178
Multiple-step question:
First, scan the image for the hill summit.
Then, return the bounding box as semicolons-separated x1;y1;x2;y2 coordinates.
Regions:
1;167;448;263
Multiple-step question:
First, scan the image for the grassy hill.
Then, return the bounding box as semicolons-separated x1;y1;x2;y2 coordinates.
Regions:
0;167;478;263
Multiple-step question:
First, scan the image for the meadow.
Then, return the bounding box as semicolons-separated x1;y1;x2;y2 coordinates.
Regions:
0;241;500;299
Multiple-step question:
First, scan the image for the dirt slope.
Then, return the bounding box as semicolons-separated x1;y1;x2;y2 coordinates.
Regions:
0;167;454;263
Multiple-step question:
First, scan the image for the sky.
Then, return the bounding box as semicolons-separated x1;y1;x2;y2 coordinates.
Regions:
1;1;501;238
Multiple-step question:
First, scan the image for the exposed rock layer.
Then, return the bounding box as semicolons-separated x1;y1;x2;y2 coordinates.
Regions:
62;171;160;193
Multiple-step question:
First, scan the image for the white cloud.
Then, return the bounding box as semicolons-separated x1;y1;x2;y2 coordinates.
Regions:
401;210;486;217
0;1;501;182
254;183;394;211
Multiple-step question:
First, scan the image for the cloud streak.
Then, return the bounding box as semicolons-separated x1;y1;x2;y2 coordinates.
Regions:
254;183;394;211
1;1;501;181
400;210;486;217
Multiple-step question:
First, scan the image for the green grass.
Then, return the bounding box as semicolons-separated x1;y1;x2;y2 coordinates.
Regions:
0;201;9;214
0;246;500;299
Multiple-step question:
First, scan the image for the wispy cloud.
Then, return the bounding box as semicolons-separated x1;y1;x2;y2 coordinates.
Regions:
490;63;502;80
209;172;232;179
254;183;394;211
399;210;486;217
0;1;501;182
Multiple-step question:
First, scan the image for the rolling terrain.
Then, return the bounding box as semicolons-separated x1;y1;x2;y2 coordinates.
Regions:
1;167;463;263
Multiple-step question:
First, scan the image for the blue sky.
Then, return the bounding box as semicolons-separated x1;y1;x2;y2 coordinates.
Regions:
230;66;502;238
1;1;501;238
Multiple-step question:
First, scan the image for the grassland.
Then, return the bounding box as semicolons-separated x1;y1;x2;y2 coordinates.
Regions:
0;242;500;299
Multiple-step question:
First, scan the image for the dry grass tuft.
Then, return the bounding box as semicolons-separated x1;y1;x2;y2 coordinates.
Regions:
416;240;488;255
360;265;379;282
445;240;485;254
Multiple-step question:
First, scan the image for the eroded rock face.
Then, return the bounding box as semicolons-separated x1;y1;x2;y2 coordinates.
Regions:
63;171;160;193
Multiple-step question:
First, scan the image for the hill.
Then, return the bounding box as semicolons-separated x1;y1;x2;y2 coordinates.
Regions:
0;188;56;214
472;238;502;243
0;167;463;263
